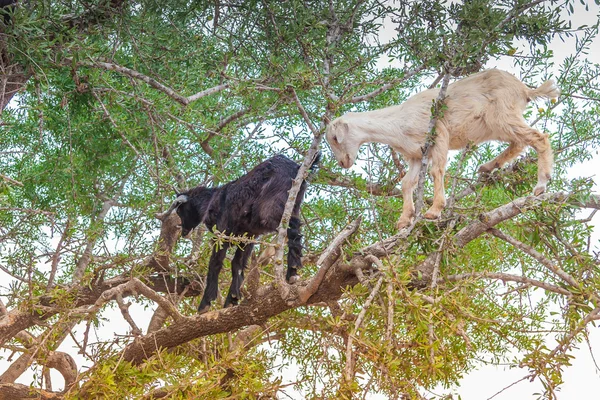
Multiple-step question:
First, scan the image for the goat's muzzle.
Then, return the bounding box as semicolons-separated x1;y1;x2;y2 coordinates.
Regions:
338;154;352;169
181;227;192;238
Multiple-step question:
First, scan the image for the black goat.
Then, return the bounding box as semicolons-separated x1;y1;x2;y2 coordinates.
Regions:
158;154;320;313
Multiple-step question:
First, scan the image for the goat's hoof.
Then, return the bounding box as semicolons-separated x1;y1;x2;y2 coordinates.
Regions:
533;185;546;196
478;162;498;174
288;275;300;284
396;220;412;230
423;209;442;220
197;305;210;315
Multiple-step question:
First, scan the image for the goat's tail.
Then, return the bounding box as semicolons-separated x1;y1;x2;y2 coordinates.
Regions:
528;80;560;101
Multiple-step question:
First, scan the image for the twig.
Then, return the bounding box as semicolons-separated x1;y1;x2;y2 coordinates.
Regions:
548;306;600;359
440;272;571;296
385;281;394;343
288;86;319;136
47;220;71;291
320;172;402;197
115;293;142;336
73;59;229;106
0;174;23;187
72;198;114;283
200;106;252;157
487;228;579;287
485;374;534;400
343;273;384;384
349;64;427;103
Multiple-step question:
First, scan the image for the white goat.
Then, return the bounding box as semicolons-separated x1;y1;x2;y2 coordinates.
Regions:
326;69;559;230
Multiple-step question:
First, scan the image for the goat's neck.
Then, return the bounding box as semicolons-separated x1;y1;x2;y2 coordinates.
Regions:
349;113;406;148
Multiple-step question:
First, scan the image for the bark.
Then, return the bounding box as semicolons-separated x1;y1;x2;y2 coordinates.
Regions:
414;192;571;283
0;273;200;347
0;63;30;114
121;264;360;365
0;383;62;400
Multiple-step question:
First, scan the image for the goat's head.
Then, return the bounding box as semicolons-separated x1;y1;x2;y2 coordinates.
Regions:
175;193;203;238
157;192;201;238
326;119;359;168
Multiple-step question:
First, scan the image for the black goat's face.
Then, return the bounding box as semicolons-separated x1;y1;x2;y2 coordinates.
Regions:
176;201;201;238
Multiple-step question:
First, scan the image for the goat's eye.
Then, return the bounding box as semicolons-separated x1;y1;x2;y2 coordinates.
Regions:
332;135;338;143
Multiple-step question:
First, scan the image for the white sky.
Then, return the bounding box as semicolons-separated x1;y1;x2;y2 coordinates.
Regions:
1;2;600;399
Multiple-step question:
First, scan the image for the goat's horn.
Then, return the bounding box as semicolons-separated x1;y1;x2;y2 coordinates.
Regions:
155;194;189;221
175;194;188;203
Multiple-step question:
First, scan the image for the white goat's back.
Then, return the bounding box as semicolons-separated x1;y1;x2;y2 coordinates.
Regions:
326;69;558;230
330;70;558;160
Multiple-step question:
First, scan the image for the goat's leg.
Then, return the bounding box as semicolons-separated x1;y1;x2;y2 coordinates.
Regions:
286;216;303;284
225;244;254;308
397;158;422;230
478;142;525;173
519;127;554;195
424;132;450;220
198;241;230;314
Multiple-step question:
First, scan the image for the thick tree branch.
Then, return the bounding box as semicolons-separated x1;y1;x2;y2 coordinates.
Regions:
297;218;361;304
119;250;361;365
0;383;62;400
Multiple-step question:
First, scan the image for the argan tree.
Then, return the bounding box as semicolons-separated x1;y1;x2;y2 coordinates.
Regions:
1;1;599;398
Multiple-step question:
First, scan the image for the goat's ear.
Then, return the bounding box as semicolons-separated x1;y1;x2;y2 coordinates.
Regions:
335;122;348;143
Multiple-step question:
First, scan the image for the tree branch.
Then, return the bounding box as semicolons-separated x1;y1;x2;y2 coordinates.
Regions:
318;171;402;197
297;218;361;304
349;64;427;103
273;90;324;297
70;59;229;106
440;272;571;296
343;273;384;384
414;192;570;283
488;228;579;287
0;173;23;187
0;383;62;400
